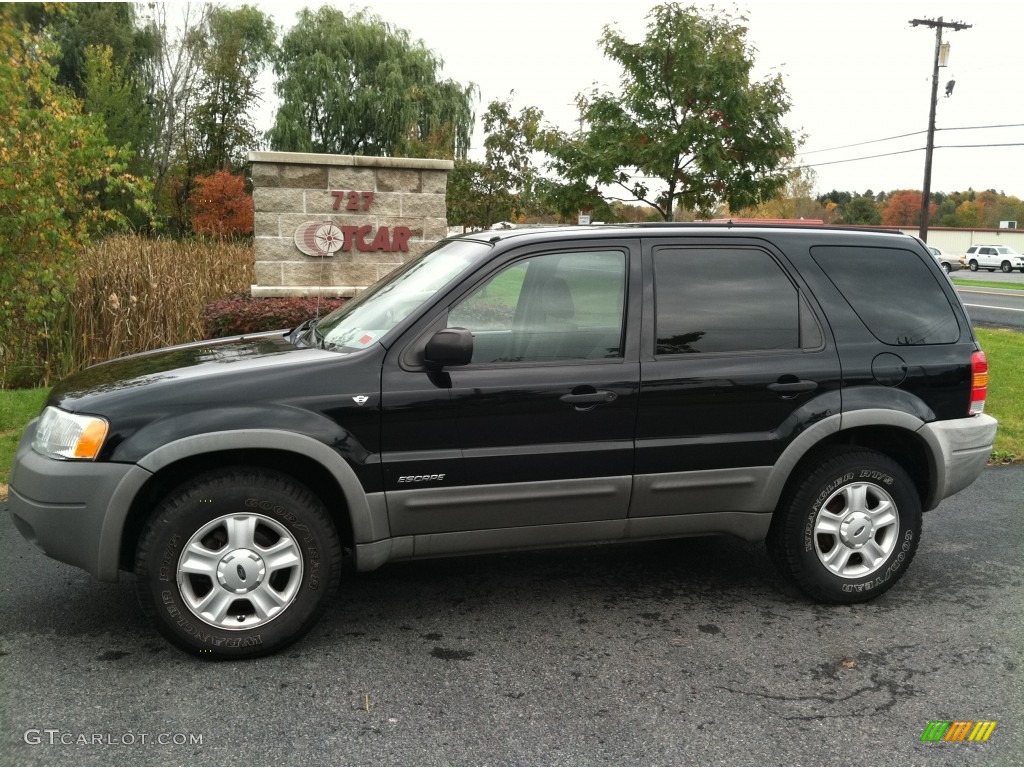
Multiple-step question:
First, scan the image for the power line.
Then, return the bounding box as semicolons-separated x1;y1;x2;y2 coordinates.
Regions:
798;123;1024;156
799;131;926;156
797;141;1024;170
796;147;925;169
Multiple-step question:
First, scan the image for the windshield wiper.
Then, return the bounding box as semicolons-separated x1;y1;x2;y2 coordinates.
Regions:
288;317;325;348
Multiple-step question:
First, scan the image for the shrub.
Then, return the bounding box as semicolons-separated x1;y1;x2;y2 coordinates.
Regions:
203;297;346;338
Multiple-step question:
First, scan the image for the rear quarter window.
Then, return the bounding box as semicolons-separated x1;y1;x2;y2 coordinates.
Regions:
810;245;960;345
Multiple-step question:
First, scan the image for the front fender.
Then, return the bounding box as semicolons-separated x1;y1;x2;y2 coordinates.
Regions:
109;404;372;466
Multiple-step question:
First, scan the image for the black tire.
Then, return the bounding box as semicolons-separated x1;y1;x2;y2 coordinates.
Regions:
941;262;951;274
969;260;979;271
135;468;342;659
1001;261;1012;273
767;448;921;603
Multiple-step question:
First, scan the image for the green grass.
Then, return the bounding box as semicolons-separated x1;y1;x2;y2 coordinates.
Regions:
975;328;1023;462
0;388;48;489
952;278;1024;291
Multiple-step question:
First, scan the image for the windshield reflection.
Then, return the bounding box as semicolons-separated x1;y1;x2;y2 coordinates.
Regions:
315;239;490;352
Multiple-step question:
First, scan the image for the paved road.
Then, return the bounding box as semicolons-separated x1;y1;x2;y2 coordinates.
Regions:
1;467;1022;766
951;274;1024;330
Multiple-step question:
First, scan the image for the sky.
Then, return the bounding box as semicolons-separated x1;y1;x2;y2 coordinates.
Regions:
249;0;1024;200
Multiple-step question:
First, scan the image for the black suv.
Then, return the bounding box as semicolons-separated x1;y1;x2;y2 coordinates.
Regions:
9;224;997;658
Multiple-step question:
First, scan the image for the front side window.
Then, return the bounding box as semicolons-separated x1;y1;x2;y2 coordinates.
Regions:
448;250;627;364
654;247;802;355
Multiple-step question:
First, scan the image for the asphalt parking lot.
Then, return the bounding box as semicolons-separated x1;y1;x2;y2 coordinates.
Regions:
1;465;1022;767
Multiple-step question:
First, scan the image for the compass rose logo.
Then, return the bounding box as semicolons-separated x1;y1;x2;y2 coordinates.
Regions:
294;221;345;256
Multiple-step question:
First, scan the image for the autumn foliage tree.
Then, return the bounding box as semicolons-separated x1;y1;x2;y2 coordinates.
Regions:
188;170;254;238
882;190;937;227
0;8;149;386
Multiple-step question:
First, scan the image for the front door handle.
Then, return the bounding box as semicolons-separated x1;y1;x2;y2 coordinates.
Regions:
768;379;818;395
560;390;618;405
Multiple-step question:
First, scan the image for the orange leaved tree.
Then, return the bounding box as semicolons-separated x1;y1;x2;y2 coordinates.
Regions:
189;170;254;238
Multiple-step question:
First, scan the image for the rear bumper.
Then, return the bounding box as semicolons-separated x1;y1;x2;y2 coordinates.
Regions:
7;421;150;582
918;414;998;509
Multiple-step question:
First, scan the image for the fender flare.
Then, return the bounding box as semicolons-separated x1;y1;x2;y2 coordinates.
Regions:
120;430;387;548
758;410;939;511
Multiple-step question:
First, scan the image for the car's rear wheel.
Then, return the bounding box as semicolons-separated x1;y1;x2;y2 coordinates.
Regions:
941;262;951;274
969;260;979;271
135;468;342;659
1001;261;1012;273
767;448;921;603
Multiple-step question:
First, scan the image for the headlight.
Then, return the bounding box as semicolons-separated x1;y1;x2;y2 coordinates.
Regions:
32;407;109;460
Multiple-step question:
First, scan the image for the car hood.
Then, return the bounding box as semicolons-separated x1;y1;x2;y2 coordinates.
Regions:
49;330;340;411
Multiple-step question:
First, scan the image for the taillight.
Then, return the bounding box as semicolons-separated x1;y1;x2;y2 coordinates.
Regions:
970;350;989;415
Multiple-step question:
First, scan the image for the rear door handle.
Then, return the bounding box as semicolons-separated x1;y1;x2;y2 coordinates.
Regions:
560;390;618;405
767;379;818;394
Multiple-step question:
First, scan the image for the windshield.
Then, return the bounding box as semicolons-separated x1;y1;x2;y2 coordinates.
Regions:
995;247;1020;255
313;239;490;352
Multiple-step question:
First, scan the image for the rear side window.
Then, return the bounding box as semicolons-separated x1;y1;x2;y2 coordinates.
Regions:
653;246;809;354
811;245;959;345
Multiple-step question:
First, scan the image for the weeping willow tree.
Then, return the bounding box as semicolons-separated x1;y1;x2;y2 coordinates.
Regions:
268;7;476;159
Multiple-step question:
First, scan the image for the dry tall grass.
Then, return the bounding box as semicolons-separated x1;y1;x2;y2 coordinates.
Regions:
61;236;253;374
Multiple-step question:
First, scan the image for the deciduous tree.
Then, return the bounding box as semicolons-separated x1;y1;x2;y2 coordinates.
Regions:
190;5;276;173
541;3;796;220
0;9;149;385
189;170;254;238
882;190;935;227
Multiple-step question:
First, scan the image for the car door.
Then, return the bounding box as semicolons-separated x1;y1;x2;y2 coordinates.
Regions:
632;237;841;519
380;240;641;537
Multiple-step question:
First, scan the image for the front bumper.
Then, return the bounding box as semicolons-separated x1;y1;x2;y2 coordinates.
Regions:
918;414;998;509
7;420;151;582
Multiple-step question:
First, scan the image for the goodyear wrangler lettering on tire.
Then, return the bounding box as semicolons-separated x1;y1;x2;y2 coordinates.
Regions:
768;448;922;604
135;469;342;659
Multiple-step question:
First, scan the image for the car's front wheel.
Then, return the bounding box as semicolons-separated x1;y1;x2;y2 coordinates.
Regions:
941;262;951;274
969;260;979;271
135;468;342;658
767;448;921;603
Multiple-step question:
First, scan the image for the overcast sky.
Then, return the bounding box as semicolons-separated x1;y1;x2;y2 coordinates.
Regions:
250;0;1023;199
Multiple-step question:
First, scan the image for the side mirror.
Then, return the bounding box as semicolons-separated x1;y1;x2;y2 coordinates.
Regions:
424;327;473;368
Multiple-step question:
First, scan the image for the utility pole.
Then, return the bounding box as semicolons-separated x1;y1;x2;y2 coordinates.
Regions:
910;16;971;242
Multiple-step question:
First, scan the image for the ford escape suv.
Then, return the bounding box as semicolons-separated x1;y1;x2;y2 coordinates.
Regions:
8;224;997;658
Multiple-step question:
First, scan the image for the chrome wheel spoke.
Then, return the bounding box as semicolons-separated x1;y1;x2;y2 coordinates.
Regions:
179;542;220;577
261;538;301;572
225;515;258;550
844;483;869;515
868;501;897;529
814;511;843;536
861;539;887;568
822;541;854;573
195;588;234;623
249;584;287;621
